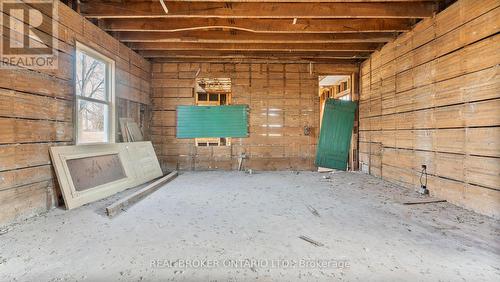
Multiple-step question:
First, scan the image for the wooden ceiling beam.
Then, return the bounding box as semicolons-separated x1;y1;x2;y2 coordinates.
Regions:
138;50;371;59
150;58;362;65
127;42;382;52
133;1;440;2
113;30;398;43
102;18;413;33
80;1;437;19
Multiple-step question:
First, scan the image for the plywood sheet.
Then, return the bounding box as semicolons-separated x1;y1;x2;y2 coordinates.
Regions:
127;121;144;141
119;118;134;142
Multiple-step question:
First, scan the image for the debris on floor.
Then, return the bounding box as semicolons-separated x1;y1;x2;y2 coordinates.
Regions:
403;199;447;205
237;153;247;171
317;167;334;173
1;171;498;281
306;205;321;217
299;235;325;247
0;227;12;235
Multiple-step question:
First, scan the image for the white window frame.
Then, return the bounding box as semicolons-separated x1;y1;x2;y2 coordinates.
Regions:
74;42;116;144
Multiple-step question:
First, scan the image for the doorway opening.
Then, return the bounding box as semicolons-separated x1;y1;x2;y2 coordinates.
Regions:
317;75;358;171
318;75;352;127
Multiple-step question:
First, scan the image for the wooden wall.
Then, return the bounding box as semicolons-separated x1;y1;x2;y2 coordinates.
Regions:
0;1;151;226
358;0;500;218
151;61;358;171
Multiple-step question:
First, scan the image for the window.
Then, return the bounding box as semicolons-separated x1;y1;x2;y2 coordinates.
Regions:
75;42;115;144
195;78;232;146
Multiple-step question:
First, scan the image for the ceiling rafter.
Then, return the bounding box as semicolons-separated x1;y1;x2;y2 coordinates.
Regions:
127;42;382;52
138;50;371;59
113;30;398;43
102;18;414;33
76;0;444;61
80;1;438;19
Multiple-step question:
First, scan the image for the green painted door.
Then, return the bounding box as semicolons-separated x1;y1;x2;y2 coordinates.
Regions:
176;105;249;138
315;99;357;170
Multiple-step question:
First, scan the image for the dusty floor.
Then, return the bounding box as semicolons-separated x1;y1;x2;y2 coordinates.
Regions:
0;171;499;281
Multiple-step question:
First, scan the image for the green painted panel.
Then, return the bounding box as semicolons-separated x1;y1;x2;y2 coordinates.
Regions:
315;99;357;170
176;105;249;138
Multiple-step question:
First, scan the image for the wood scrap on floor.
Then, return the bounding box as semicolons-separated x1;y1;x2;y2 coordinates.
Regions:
237;153;247;171
0;227;12;235
306;205;321;217
106;171;178;217
317;167;335;173
403;199;447;205
299;235;324;247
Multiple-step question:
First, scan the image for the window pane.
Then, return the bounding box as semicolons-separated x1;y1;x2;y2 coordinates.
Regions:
78;100;109;143
209;94;218;101
220;94;227;105
197;93;207;101
76;50;107;101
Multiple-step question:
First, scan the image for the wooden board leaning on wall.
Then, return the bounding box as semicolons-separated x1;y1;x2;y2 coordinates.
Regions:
50;142;162;209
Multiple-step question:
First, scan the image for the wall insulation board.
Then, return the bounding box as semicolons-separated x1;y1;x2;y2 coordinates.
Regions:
176;105;249;138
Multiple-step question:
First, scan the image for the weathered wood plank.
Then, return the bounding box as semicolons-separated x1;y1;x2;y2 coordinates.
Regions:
0;118;73;144
106;171;178;217
0;165;53;191
0;181;55;226
0;143;54;172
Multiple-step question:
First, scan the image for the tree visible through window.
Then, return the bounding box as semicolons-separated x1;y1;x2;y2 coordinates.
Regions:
75;43;115;144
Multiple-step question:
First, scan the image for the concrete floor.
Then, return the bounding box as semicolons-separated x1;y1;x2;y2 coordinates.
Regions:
0;171;499;281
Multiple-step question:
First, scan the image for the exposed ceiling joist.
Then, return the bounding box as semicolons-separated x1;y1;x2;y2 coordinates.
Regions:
146;0;441;2
76;1;448;60
127;42;382;52
80;1;437;19
151;58;362;65
138;50;371;59
113;30;397;43
102;18;414;33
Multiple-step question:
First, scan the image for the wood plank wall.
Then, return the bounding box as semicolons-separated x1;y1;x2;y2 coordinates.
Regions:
359;0;500;218
150;61;358;171
0;1;151;226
